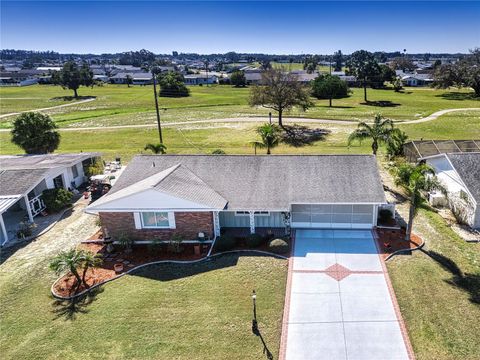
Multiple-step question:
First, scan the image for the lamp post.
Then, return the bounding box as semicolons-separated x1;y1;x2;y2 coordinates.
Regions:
252;289;259;335
268;112;272;124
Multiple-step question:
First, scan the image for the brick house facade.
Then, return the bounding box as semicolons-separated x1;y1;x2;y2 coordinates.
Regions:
99;211;214;240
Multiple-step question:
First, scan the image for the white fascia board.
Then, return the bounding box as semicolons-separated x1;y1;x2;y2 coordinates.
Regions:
85;188;222;213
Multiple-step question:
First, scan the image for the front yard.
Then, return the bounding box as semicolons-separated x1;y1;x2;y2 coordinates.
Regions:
0;206;287;360
387;209;480;360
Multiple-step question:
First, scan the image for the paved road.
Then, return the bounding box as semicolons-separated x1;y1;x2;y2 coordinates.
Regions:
0;107;477;132
283;229;412;360
0;97;96;119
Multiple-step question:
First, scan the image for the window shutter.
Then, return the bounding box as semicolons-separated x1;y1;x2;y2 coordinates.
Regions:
168;212;176;229
133;212;142;229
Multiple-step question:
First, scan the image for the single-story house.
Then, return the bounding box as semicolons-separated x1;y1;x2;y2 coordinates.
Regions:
422;152;480;229
109;72;153;85
401;73;434;87
0;152;100;245
86;155;387;241
183;74;218;85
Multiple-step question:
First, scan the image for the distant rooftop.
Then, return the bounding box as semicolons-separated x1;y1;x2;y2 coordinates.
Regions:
0;152;101;171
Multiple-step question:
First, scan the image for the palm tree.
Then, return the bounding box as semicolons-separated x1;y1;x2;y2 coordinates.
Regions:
251;123;282;155
144;143;167;154
348;114;394;155
79;251;103;288
49;249;85;294
392;162;444;241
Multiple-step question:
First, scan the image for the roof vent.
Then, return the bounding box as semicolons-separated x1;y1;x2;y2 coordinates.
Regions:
152;162;155;167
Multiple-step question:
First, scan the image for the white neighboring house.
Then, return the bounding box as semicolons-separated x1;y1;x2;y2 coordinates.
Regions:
422;152;480;229
0;152;100;245
183;74;218;85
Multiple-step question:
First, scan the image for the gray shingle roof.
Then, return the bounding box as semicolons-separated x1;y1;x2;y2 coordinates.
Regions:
0;169;48;196
103;155;386;210
0;152;100;170
447;153;480;202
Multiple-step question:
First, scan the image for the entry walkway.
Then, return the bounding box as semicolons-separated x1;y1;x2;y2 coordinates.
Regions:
282;229;413;360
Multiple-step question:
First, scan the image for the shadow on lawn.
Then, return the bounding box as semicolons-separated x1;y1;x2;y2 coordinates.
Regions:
421;249;480;305
435;92;479;101
282;124;330;147
49;95;96;101
255;328;274;360
361;100;401;107
129;252;244;282
51;286;104;321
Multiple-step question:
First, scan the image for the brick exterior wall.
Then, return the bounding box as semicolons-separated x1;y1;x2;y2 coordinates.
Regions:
99;211;214;240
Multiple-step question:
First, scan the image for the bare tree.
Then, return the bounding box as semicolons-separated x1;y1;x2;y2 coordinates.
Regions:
249;68;313;127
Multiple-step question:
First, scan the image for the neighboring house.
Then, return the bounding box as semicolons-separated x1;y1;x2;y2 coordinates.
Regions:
422;153;480;229
400;73;434;87
86;155;387;241
109;72;153;85
403;140;480;163
0;153;100;245
183;74;218;85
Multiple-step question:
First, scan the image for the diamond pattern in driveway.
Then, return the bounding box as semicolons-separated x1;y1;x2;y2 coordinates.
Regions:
284;229;410;360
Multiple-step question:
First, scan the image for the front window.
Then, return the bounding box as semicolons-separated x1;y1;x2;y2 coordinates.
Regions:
71;165;79;178
141;212;170;228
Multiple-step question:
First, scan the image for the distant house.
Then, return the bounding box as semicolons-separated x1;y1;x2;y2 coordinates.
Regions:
0;153;100;245
86;155;388;242
109;72;153;85
400;73;433;87
184;74;218;85
0;69;41;87
421;153;480;229
244;71;263;85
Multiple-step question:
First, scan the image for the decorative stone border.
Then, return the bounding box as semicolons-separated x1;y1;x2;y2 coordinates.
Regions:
50;246;288;301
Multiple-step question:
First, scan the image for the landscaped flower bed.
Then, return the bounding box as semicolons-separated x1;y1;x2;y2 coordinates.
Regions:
374;228;423;260
53;242;210;297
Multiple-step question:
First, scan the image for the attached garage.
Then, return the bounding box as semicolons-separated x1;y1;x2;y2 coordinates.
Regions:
290;204;376;229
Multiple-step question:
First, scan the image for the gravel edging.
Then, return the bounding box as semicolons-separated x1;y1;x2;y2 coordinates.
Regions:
51;249;288;301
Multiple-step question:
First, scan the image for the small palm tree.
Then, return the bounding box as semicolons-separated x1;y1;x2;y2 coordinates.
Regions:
392;162;444;241
251;123;282;155
348;113;394;155
79;251;103;288
49;249;85;294
144;143;167;154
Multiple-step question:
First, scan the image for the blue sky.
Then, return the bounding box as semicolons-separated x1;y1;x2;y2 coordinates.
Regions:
1;1;479;54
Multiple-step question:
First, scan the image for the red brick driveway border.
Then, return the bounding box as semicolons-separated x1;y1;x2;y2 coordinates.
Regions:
278;230;416;360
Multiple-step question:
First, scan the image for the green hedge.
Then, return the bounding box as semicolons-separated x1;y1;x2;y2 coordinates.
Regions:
42;188;73;212
268;238;289;254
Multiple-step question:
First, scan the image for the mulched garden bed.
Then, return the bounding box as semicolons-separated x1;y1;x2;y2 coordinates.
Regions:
53;242;210;298
374;228;423;260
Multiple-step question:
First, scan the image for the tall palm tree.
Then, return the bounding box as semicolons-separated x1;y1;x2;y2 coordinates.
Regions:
348;114;394;155
392;162;444;241
144;143;167;154
49;249;85;294
79;251;103;288
251;123;282;155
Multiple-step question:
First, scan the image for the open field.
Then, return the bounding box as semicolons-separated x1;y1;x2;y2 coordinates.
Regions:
1;111;479;161
387;209;480;360
1;84;478;129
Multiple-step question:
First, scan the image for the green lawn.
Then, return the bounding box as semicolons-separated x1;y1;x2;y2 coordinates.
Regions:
1;84;478;129
0;254;287;359
1;111;479;161
387;209;480;360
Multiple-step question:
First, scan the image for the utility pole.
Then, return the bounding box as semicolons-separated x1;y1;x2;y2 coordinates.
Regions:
151;68;163;144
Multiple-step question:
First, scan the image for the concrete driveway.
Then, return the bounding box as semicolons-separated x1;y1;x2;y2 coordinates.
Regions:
283;229;412;360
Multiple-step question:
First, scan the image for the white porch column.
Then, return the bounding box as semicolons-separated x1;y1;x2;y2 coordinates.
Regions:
213;211;221;237
249;211;255;234
24;195;34;222
0;214;8;246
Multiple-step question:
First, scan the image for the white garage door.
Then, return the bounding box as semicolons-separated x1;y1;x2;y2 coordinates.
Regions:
290;204;375;229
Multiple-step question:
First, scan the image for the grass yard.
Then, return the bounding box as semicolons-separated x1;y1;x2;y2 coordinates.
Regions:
1;111;479;161
387;209;480;360
0;253;287;359
0;84;478;129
